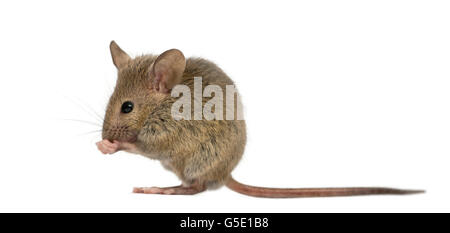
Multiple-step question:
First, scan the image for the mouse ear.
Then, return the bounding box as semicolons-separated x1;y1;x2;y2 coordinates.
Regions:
110;41;131;69
150;49;186;93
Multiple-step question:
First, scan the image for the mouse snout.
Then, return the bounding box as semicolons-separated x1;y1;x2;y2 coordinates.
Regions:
102;125;138;143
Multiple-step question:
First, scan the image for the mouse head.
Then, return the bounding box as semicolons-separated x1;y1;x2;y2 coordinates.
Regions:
102;41;186;142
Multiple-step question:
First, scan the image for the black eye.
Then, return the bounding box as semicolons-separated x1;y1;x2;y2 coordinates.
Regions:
121;101;134;114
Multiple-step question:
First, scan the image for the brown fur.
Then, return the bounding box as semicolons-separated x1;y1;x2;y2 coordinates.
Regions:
103;51;246;189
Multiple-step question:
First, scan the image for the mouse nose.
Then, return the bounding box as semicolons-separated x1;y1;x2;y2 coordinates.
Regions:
102;125;138;142
101;126;111;140
102;125;124;141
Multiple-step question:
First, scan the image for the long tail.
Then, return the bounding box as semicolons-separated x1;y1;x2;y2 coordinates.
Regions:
226;176;424;198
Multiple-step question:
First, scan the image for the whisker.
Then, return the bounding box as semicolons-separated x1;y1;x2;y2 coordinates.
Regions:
61;118;102;127
60;118;102;138
62;95;104;123
77;130;102;137
74;97;105;122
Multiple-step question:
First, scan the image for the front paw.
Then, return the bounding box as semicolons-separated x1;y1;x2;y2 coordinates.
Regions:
96;139;120;154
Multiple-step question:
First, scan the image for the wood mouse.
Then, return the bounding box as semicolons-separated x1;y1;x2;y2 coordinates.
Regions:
96;41;424;197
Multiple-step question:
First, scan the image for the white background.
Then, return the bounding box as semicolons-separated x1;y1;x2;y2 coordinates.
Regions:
0;0;448;212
